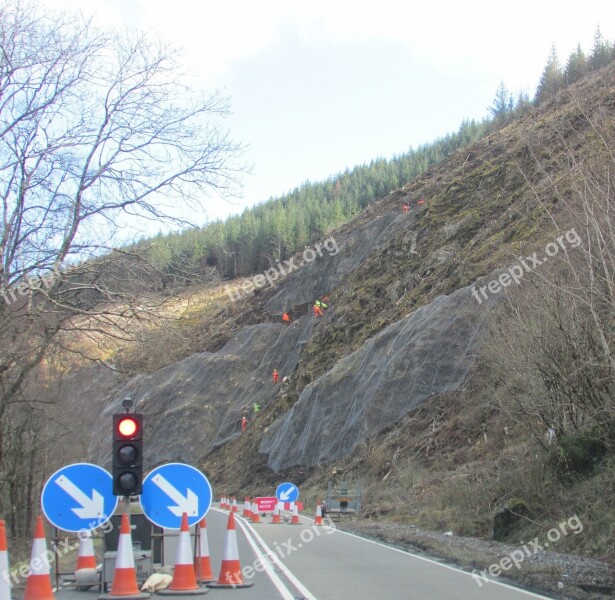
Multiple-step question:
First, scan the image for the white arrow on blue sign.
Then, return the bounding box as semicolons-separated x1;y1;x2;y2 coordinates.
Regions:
140;463;212;529
41;463;118;533
276;482;299;503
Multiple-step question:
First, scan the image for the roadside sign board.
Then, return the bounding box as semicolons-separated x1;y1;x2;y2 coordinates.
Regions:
140;463;212;529
41;463;118;532
275;482;299;503
255;497;277;513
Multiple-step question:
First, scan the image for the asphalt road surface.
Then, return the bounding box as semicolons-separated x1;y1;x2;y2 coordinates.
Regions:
50;505;553;599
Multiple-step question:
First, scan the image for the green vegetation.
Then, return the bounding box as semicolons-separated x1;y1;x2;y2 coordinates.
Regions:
138;118;489;285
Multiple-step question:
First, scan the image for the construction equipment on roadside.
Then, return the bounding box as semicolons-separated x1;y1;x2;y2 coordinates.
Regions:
325;480;362;521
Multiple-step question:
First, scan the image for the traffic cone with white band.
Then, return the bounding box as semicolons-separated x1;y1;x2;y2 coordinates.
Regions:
270;503;282;524
23;516;54;600
98;513;149;599
231;497;238;513
242;497;252;518
194;518;214;583
250;502;261;524
75;529;98;588
314;501;323;526
207;513;253;589
289;503;301;525
158;512;206;596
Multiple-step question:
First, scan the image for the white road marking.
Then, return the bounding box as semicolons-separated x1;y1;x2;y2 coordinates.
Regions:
317;521;553;599
232;510;318;600
212;508;310;600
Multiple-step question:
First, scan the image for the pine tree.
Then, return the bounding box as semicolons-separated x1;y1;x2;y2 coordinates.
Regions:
535;44;564;105
489;81;513;125
589;26;612;71
514;91;531;116
564;43;587;83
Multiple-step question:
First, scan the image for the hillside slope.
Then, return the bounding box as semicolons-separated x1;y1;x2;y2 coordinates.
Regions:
90;63;614;471
83;67;615;591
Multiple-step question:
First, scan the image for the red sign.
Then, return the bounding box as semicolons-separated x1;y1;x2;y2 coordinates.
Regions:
255;497;277;513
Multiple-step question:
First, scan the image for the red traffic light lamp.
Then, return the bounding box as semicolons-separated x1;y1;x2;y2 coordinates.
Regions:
116;415;139;438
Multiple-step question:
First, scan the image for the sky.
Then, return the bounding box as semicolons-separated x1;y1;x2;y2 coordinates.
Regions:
40;0;615;234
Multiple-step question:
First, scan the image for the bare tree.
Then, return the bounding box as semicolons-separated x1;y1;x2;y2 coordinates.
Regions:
0;1;243;416
484;100;615;451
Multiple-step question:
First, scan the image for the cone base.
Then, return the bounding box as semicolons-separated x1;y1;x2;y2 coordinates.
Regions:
23;574;55;600
158;588;208;596
206;582;254;589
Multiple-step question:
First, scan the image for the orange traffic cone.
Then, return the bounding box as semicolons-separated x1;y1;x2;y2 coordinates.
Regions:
0;520;11;600
314;501;323;526
76;530;96;570
289;503;301;525
23;516;54;600
242;497;252;518
231;497;238;513
99;513;149;599
194;519;214;583
270;503;282;524
159;513;205;596
75;530;98;588
207;513;253;589
250;502;261;524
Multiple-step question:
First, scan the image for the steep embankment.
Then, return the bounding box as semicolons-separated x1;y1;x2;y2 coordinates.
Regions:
87;64;614;492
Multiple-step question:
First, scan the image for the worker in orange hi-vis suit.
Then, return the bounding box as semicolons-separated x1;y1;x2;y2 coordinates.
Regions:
282;312;290;323
241;416;248;432
272;369;279;384
402;204;409;212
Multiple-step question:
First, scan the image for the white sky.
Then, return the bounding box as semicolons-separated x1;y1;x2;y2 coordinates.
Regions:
40;0;615;233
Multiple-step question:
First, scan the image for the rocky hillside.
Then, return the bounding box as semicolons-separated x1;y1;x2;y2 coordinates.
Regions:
83;65;615;580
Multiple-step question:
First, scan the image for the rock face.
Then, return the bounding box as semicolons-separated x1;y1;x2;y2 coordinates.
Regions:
266;211;407;314
88;205;412;469
260;282;493;471
89;316;316;468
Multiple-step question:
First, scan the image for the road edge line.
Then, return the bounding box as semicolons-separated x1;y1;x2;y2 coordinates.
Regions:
211;508;296;600
235;512;318;600
330;526;553;599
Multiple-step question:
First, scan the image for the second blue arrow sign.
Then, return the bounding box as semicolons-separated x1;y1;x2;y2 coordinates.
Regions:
140;463;212;529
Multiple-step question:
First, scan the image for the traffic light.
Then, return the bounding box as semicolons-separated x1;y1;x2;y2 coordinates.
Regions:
112;413;143;496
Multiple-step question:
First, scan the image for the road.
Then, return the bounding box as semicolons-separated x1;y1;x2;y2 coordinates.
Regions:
52;505;553;600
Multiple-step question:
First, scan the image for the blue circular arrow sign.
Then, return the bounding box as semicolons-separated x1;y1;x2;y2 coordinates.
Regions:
41;463;118;533
276;482;299;503
140;463;212;529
